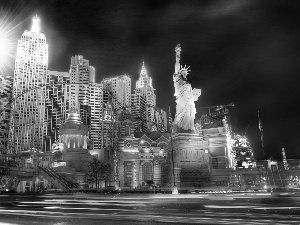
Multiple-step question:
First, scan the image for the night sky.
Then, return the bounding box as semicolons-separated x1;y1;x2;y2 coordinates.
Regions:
1;0;300;160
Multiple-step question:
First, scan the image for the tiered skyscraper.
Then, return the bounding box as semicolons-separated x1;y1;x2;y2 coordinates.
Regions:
132;61;156;131
8;16;48;153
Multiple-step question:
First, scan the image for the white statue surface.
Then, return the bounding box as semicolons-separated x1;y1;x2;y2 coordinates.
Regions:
173;44;201;133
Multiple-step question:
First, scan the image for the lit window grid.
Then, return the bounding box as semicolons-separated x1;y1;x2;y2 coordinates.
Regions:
8;29;48;153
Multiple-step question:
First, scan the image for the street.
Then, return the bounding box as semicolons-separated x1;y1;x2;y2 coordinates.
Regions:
1;192;300;224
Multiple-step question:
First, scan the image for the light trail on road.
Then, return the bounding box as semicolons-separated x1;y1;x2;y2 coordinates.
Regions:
1;193;300;224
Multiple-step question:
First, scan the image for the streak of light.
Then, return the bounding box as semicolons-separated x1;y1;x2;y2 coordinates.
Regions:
150;194;209;199
0;208;298;225
18;200;146;207
0;223;19;225
205;205;256;209
14;205;34;207
204;205;300;210
43;206;137;211
44;199;149;204
0;211;68;219
255;207;300;210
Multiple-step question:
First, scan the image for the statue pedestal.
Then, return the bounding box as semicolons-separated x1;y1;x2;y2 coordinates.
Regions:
170;133;210;190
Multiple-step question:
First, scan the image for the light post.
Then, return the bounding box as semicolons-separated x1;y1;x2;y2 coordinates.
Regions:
169;110;178;194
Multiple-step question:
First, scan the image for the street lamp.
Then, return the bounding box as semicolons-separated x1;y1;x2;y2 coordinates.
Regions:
169;112;178;194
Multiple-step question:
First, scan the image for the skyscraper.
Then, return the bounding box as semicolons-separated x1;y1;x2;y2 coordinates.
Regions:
69;55;95;127
131;90;147;132
102;74;131;113
89;82;104;150
46;70;70;150
69;55;95;110
132;61;156;131
8;15;48;153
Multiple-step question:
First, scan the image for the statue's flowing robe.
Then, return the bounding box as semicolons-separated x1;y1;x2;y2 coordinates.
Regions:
173;73;196;131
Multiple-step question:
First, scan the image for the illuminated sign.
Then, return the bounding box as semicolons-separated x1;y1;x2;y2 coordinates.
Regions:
52;162;67;167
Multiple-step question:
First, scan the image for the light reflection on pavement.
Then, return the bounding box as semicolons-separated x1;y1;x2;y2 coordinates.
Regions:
0;193;300;224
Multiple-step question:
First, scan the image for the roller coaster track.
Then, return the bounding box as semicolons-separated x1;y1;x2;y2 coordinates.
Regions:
38;165;79;189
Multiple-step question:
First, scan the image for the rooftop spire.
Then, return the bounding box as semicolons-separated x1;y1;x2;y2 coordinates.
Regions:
30;14;40;33
140;60;147;76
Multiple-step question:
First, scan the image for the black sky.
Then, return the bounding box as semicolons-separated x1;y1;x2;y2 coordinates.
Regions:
1;0;300;160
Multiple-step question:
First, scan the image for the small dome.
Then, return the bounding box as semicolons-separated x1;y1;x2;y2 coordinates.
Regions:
65;109;83;125
59;108;88;136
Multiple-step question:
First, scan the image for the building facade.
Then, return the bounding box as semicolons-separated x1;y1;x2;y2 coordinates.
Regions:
58;109;92;174
102;74;131;114
131;91;147;132
45;70;70;151
8;16;48;153
116;110;169;189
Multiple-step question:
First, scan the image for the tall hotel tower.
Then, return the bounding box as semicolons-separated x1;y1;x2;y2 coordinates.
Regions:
69;55;95;126
8;16;48;153
89;82;104;150
46;70;70;150
100;75;131;150
132;61;156;131
102;75;131;113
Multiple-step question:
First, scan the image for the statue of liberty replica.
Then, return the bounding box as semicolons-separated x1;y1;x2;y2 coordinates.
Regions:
169;44;209;193
173;44;201;133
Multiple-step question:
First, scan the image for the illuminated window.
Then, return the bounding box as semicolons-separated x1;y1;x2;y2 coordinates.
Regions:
142;162;153;182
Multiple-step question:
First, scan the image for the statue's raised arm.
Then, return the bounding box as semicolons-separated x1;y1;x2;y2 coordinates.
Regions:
172;44;201;133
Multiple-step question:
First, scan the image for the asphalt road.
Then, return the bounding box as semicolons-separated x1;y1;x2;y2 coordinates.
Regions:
0;192;300;224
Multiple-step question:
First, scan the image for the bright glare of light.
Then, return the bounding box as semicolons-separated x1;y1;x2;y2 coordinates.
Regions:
0;10;20;76
30;15;40;33
0;29;14;75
